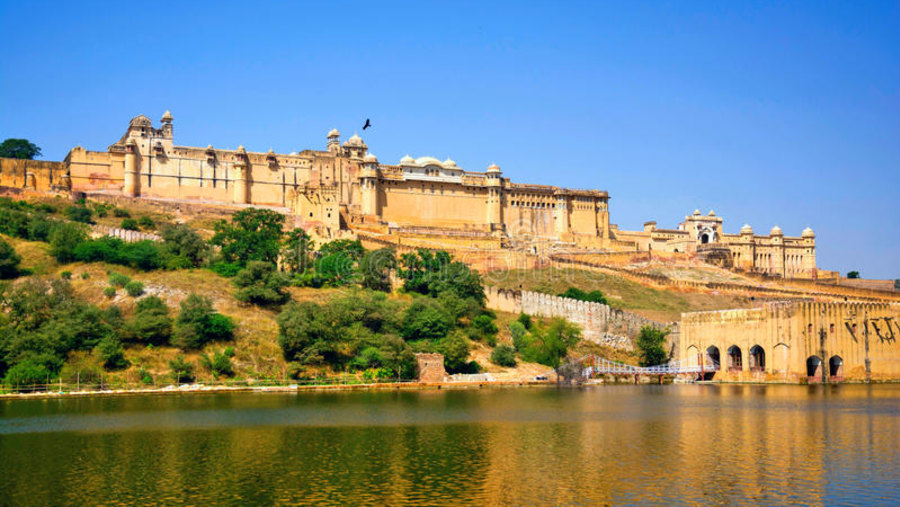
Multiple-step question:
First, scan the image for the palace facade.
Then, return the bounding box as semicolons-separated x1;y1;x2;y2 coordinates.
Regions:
0;111;817;278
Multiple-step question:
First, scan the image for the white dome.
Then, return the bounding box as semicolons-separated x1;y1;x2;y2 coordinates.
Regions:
770;225;783;236
344;133;366;147
399;155;416;165
161;110;173;123
415;156;444;167
486;163;501;173
708;210;716;216
327;128;340;137
802;227;815;238
693;209;701;216
363;153;378;163
740;224;753;234
443;158;457;168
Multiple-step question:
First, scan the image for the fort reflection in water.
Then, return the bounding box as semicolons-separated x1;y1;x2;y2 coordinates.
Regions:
1;385;898;505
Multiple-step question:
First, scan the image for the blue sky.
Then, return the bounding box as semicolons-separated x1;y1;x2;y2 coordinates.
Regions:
1;1;898;278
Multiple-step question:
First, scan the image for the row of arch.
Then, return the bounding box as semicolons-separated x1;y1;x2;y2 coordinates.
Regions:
705;345;844;379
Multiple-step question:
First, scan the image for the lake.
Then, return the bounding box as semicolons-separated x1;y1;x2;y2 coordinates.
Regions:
1;385;899;505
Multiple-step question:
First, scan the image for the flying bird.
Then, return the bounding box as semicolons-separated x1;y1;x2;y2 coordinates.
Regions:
363;118;372;130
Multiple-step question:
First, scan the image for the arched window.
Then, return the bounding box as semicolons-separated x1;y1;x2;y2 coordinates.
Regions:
727;345;742;372
829;356;844;381
806;356;822;380
706;346;720;369
749;345;765;372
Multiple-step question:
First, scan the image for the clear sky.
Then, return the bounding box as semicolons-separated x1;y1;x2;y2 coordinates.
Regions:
1;1;898;278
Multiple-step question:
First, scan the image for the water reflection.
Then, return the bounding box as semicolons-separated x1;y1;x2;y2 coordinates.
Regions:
1;385;899;505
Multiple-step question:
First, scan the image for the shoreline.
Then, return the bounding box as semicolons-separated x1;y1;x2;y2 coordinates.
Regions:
2;378;896;400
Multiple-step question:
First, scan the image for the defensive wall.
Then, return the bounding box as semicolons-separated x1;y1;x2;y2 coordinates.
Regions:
484;286;677;352
679;301;900;382
0;157;68;191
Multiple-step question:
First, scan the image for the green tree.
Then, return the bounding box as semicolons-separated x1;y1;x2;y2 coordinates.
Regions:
360;247;396;292
161;224;209;267
397;249;485;304
3;360;51;391
211;208;285;265
94;336;128;369
0;139;41;160
635;326;670;367
314;252;358;286
233;261;290;306
169;356;195;383
172;294;234;349
318;239;365;261
847;271;860;279
280;228;313;273
491;344;517;367
439;331;470;373
558;287;608;305
0;237;22;278
401;298;453;341
123;296;173;346
49;222;88;263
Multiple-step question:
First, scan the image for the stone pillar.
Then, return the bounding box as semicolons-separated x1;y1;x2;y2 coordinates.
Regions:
124;139;139;197
233;147;249;204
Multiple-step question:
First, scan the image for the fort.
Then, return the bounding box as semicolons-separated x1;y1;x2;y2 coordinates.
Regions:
3;111;816;279
2;111;898;382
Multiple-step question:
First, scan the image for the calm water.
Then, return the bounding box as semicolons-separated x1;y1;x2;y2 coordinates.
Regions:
1;385;899;506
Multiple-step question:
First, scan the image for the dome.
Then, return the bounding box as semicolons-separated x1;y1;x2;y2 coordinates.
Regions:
344;133;366;147
399;155;416;165
740;224;753;234
708;210;716;216
129;115;152;127
770;225;783;236
443;158;457;168
236;145;246;153
161;110;173;123
415;156;443;167
267;148;275;155
693;209;701;216
363;153;378;163
206;144;214;151
802;227;815;238
327;128;340;138
486;163;501;173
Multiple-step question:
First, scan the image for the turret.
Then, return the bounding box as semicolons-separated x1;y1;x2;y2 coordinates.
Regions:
485;163;502;227
327;129;340;153
160;110;173;140
124;138;139;197
342;133;367;159
361;153;379;216
233;145;249;204
554;190;569;236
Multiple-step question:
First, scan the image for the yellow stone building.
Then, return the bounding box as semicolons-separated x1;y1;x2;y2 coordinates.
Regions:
2;111;816;278
612;209;817;279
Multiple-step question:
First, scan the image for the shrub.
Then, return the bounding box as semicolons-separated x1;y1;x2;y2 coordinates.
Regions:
49;222;88;263
81;272;91;279
95;336;128;369
223;346;235;358
517;313;533;330
138;367;153;384
60;270;72;279
172;294;234;349
27;216;53;241
103;287;117;299
113;208;131;218
210;262;242;277
509;321;528;351
120;218;139;231
558;287;608;305
65;205;93;224
3;360;52;391
401;299;453;341
470;314;498;340
636;326;670;367
439;331;470;373
233;261;290;306
169;356;195;384
491;344;517;367
0;237;22;279
138;216;155;229
211;208;285;265
210;352;234;377
109;272;131;287
123;296;173;345
160;224;209;268
125;280;144;297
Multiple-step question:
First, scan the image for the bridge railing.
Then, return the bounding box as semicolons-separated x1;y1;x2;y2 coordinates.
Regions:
564;354;721;380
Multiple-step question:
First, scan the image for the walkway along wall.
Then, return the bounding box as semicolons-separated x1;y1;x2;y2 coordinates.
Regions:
678;301;900;382
484;287;678;352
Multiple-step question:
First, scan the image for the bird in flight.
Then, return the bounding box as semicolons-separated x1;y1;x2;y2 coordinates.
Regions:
363;118;372;130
